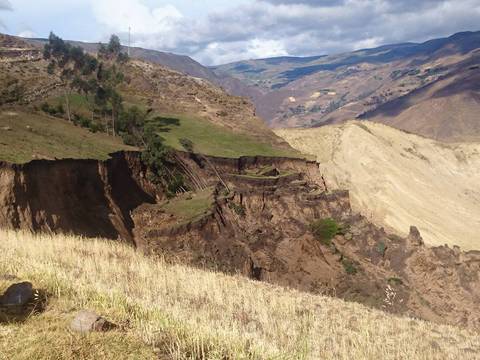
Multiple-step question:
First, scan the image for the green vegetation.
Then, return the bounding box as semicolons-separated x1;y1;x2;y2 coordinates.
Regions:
376;241;387;256
229;202;246;217
388;277;404;286
161;188;214;222
0;77;25;105
156;114;299;158
43;32;99;123
0;111;134;163
309;218;342;246
43;33;128;136
38;34;298;161
342;259;358;275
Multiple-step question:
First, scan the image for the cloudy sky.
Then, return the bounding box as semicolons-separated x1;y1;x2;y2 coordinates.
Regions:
1;0;480;65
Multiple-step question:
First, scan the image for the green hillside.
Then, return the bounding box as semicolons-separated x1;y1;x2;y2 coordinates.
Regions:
0;110;135;163
156;113;301;158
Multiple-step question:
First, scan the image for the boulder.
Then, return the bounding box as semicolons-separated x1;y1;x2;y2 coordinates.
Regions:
407;226;424;247
0;282;34;306
0;281;46;322
70;310;116;333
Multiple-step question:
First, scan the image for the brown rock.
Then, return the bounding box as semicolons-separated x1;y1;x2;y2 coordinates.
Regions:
70;310;116;333
408;226;424;246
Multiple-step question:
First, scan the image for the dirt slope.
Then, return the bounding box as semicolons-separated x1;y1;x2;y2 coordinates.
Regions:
276;121;480;250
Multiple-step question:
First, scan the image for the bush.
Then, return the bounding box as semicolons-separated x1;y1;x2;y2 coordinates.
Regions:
166;174;186;198
376;242;387;256
88;122;103;133
342;259;357;275
179;138;194;153
73;113;92;128
309;218;340;245
55;104;65;115
229;202;246;217
40;102;51;113
40;102;65;117
387;277;403;286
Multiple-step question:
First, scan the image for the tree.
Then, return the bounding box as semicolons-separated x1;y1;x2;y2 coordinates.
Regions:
107;35;122;55
118;106;148;145
96;63;125;136
98;34;127;62
43;32;98;122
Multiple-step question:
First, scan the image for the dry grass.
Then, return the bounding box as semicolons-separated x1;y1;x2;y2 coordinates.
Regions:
0;230;479;359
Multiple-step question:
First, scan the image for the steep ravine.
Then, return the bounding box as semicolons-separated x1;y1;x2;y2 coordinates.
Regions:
0;151;479;330
0;152;156;242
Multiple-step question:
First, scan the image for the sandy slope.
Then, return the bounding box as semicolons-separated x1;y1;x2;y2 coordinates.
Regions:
276;121;480;250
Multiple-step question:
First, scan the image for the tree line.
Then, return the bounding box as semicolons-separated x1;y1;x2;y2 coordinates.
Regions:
43;32;127;137
43;33;193;197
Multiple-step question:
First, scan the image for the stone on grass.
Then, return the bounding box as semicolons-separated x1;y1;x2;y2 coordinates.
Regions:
70;310;116;333
0;282;34;306
0;281;47;322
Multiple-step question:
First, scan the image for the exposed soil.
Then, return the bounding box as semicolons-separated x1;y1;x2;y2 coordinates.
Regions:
1;151;479;330
0;152;155;242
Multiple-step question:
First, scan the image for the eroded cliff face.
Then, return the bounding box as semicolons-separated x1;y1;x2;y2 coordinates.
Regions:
1;151;479;329
134;153;480;329
0;152;155;242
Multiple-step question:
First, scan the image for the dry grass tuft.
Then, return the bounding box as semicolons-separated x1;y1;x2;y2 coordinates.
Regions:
0;230;479;359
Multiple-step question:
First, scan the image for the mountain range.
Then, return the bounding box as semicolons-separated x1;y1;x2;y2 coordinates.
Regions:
215;31;480;142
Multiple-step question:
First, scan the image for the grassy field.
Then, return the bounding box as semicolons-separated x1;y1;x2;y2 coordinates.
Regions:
156;114;300;158
0;230;479;359
161;188;214;222
27;96;302;159
47;93;92;116
0;110;134;163
41;92;302;159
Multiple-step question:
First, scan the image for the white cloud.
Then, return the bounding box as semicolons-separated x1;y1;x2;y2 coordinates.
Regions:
85;0;480;65
0;0;11;10
353;37;384;51
17;30;37;38
0;0;11;29
91;0;184;47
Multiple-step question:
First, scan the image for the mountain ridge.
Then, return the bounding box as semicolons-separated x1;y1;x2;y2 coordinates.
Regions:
215;30;480;142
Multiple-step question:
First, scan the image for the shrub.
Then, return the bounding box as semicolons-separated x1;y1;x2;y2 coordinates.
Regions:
388;277;403;286
73;113;92;128
376;242;387;256
40;102;51;113
229;202;246;217
179;138;194;153
55;104;65;115
342;259;357;275
166;174;186;198
309;218;340;246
